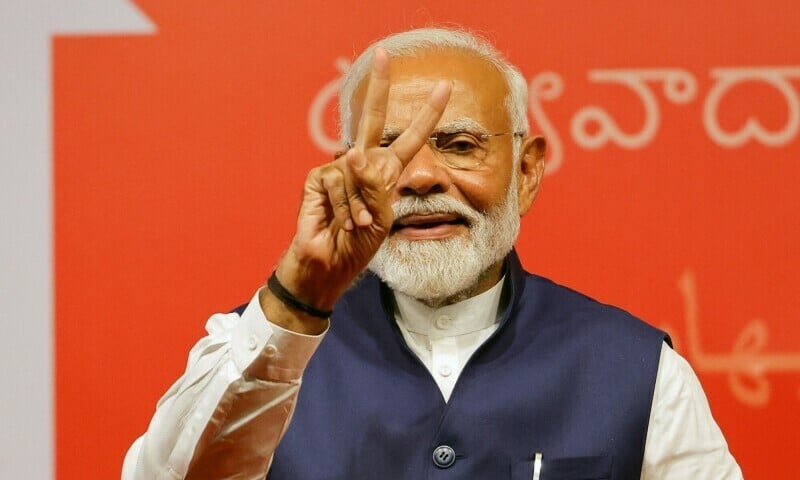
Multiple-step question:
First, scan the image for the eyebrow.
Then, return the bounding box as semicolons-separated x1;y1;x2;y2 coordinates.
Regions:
436;118;490;135
382;117;490;138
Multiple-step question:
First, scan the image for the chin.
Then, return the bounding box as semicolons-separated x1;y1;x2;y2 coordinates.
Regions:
369;234;493;304
372;179;521;304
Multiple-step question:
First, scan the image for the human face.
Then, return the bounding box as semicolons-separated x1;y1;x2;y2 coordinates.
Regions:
352;49;516;217
350;49;539;303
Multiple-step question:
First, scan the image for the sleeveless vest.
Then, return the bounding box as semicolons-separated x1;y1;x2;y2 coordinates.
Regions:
267;252;669;479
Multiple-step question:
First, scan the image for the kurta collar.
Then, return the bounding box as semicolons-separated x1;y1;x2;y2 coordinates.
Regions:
393;275;505;340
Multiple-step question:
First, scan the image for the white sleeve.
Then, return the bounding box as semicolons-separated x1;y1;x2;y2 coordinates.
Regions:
641;343;743;479
121;289;328;480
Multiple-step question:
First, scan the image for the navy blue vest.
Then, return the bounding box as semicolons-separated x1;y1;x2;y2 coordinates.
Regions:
267;252;668;479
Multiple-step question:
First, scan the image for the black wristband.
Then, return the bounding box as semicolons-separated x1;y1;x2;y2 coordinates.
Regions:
267;271;333;319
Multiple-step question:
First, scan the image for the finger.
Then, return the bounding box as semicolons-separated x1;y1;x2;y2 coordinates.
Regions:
355;47;391;149
341;152;372;227
319;166;355;231
346;149;392;229
389;80;451;161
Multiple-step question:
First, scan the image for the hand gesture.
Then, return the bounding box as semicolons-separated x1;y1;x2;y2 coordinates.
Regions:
269;47;451;326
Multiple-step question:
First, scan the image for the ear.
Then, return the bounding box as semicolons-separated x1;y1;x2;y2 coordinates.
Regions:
516;135;546;216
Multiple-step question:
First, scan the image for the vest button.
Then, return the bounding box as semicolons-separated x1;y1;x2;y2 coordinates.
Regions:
432;445;456;468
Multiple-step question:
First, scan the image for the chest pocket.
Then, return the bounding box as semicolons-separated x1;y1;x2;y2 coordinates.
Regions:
510;455;613;480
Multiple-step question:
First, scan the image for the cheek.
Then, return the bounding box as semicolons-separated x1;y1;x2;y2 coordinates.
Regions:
450;169;512;212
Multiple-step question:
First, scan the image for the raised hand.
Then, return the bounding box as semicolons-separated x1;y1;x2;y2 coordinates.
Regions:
263;47;451;333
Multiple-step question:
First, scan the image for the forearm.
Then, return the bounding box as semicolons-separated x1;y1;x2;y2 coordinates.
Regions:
122;290;327;480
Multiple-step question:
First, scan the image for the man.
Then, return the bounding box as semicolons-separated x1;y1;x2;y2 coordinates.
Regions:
123;28;742;479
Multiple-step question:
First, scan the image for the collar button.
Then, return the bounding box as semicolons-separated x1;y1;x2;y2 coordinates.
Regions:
435;315;452;330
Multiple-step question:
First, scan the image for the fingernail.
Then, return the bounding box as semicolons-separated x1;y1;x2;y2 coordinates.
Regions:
358;210;372;226
344;218;354;231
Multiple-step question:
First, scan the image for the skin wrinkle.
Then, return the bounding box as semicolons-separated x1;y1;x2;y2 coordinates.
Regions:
382;117;491;139
339;29;531;146
380;117;496;169
369;168;519;307
348;48;542;307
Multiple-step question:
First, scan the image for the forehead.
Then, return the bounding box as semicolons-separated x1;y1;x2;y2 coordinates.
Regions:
351;48;511;134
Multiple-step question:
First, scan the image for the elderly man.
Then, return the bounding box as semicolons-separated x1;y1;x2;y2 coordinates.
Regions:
123;28;741;479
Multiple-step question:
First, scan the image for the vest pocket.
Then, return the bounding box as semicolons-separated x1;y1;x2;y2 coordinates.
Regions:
510;454;612;479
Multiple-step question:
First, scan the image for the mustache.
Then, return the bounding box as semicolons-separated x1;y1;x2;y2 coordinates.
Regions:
391;194;481;225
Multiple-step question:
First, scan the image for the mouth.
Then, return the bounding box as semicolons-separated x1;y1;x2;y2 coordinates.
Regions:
391;213;469;239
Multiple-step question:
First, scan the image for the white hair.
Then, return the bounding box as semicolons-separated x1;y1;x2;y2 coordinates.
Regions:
368;166;520;306
338;27;529;160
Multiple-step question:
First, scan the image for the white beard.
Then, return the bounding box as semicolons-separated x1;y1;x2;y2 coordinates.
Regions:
368;177;520;305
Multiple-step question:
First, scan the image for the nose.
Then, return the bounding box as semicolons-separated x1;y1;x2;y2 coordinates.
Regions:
394;143;453;197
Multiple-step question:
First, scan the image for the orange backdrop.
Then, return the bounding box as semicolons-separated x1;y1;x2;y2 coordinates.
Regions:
54;1;799;478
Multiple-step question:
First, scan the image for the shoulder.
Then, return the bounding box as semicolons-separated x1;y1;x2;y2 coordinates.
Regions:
517;271;667;343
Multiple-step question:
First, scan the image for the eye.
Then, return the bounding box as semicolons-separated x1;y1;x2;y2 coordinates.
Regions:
434;132;481;154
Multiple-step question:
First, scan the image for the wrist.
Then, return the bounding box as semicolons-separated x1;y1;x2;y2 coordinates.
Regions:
275;247;342;311
259;287;329;336
267;271;332;319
